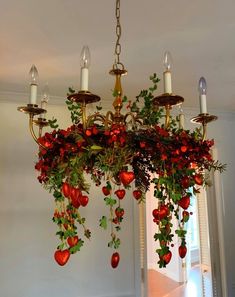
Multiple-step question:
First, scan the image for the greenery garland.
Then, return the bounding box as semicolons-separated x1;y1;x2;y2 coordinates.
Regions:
35;74;225;268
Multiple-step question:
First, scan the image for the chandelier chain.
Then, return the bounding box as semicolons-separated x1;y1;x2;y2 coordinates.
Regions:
115;0;121;66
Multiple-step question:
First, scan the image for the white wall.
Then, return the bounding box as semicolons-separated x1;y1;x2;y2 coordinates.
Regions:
206;112;235;297
0;102;137;297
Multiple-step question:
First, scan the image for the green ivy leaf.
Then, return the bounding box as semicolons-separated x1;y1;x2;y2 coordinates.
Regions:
69;239;84;254
104;197;116;206
84;229;91;239
96;105;102;111
99;216;107;230
114;237;121;249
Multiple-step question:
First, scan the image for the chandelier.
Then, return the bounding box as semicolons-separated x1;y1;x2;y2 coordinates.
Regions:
17;0;224;268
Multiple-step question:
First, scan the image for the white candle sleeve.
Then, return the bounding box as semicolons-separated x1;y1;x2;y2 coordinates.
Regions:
199;94;207;114
163;71;172;94
80;67;89;91
30;84;37;104
179;113;185;129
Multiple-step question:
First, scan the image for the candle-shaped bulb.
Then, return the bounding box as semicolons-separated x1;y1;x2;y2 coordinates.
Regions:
163;51;173;71
80;46;91;68
163;51;173;94
198;77;207;114
198;77;207;95
80;46;90;91
29;65;39;104
178;104;185;129
29;64;39;85
42;84;50;103
40;84;50;118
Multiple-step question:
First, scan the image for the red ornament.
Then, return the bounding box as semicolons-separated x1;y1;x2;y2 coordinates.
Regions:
54;249;70;266
152;205;169;220
119;171;135;186
111;252;120;268
179;245;187;258
62;182;71;198
133;190;142;200
162;251;172;264
194;174;203;185
70;187;81;201
102;186;110;196
178;196;190;210
70;188;81;208
67;236;79;247
115;207;124;218
114;189;126;200
79;195;89;207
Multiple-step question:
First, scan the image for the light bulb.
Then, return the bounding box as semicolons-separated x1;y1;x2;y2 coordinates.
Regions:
80;46;91;68
42;84;50;103
198;77;207;95
29;64;39;85
163;51;173;71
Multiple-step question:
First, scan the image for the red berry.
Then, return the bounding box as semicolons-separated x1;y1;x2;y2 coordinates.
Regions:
85;129;92;137
181;145;187;153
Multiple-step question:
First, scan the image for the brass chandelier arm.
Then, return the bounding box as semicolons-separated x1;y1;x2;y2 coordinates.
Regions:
190;113;218;141
29;115;47;150
165;105;171;129
86;113;107;127
105;111;114;128
81;102;87;129
202;123;207;141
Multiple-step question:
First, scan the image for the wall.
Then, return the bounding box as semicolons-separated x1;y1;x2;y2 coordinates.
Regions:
206;112;235;297
0;102;137;297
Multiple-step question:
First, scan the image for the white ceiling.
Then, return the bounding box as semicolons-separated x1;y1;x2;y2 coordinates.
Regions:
1;0;235;112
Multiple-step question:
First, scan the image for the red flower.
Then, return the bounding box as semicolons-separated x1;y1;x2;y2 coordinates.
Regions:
161;154;167;161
